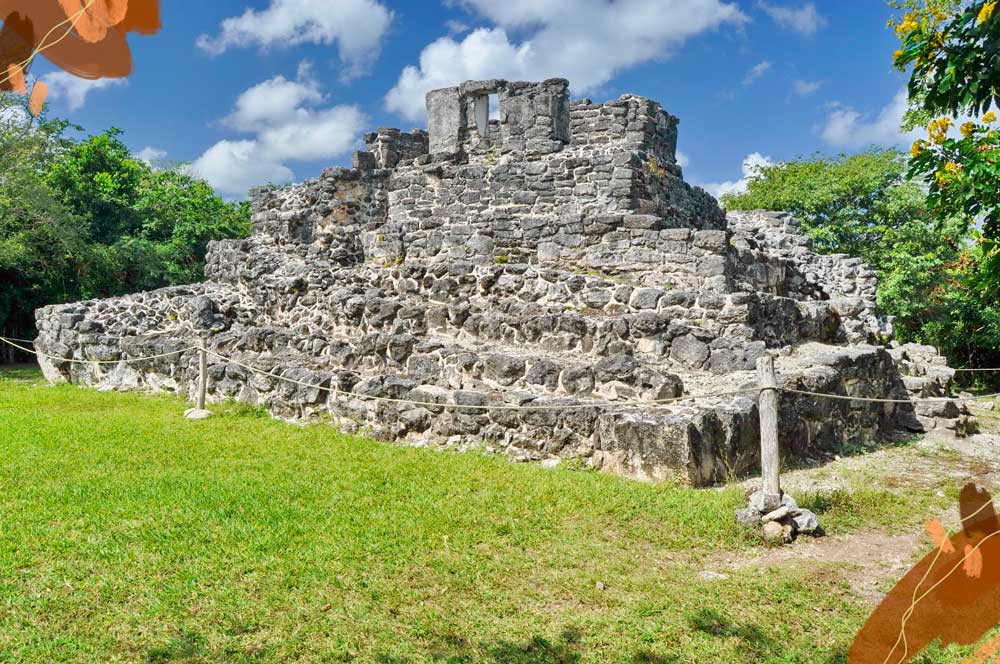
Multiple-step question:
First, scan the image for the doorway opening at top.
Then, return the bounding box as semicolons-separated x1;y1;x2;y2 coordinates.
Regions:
473;93;500;136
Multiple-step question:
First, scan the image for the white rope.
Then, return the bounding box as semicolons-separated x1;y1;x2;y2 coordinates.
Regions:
782;388;1000;404
198;347;1000;409
198;346;760;412
0;336;196;365
4;335;995;411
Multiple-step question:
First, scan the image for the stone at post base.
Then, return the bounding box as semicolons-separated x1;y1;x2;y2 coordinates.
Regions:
762;521;786;544
184;408;213;420
736;489;822;544
749;489;784;513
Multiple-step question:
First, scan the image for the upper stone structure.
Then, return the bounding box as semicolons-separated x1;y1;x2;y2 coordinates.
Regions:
33;79;973;485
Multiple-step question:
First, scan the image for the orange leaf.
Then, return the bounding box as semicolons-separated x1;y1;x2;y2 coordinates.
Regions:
7;64;26;95
28;81;48;117
926;518;955;553
57;0;108;43
102;0;131;26
964;544;984;578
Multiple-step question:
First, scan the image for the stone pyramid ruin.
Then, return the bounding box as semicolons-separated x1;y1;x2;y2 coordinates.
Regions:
34;78;973;485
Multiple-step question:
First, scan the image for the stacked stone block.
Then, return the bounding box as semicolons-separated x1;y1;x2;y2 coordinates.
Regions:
33;79;970;485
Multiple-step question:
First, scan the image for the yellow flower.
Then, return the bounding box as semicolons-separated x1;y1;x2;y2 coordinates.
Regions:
944;161;962;175
893;49;904;60
979;1;996;24
896;12;919;36
928;117;953;144
911;139;929;157
984;111;998;123
961;121;977;138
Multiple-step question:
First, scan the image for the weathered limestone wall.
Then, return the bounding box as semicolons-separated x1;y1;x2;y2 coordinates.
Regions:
427;79;571;155
32;77;975;487
33;289;926;486
568;95;679;171
249;168;388;255
728;210;887;343
355;128;429;170
247;81;723;277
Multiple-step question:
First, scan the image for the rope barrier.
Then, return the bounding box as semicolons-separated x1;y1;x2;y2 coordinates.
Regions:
198;347;761;411
0;335;761;411
3;335;999;411
0;336;196;365
782;388;1000;404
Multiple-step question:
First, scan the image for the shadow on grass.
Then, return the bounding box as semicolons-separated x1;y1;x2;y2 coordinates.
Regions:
686;608;773;659
373;627;682;663
142;622;859;663
0;363;43;382
146;631;208;662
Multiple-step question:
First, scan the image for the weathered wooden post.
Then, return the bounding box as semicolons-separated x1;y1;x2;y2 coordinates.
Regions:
756;354;781;510
197;347;208;411
735;354;821;542
184;343;213;420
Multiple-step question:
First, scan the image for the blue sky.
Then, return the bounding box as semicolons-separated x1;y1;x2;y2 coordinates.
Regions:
27;0;915;199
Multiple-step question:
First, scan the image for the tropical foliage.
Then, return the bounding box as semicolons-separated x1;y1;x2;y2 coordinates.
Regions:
890;0;1000;285
0;94;249;354
723;151;1000;378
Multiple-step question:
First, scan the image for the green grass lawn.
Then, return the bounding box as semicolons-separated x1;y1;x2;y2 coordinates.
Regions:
0;366;962;663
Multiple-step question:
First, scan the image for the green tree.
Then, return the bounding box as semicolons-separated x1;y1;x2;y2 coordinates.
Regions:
0;96;250;351
723;150;1000;376
45;129;147;244
0;94;85;358
720;150;919;259
134;169;250;284
890;0;1000;284
42;131;250;287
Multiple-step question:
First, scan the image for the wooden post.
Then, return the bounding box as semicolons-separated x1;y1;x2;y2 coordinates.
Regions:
756;355;781;507
197;347;208;411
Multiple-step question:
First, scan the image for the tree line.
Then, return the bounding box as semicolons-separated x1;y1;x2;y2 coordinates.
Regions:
0;94;250;361
726;0;1000;384
723;149;1000;381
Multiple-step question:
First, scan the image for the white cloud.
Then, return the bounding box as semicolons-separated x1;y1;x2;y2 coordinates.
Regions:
40;72;126;111
819;88;922;150
187;140;295;196
819;87;995;151
223;62;325;132
756;1;827;36
197;0;393;79
136;147;167;166
792;79;822;96
446;20;472;35
386;0;747;121
743;61;771;86
676;149;690;168
697;152;775;199
254;105;366;162
189;64;366;196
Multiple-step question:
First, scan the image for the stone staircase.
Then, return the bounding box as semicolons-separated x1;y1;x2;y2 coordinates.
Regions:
33;78;973;485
